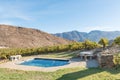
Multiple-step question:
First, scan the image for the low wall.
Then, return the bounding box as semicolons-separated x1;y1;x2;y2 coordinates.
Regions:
97;54;115;68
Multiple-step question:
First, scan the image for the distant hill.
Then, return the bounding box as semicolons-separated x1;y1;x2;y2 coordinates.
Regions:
53;30;120;42
0;25;70;48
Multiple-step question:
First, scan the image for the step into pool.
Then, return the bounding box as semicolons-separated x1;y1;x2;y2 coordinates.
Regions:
20;58;69;67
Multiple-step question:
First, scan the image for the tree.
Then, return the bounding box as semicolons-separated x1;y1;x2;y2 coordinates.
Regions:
83;39;98;50
98;38;108;49
114;36;120;45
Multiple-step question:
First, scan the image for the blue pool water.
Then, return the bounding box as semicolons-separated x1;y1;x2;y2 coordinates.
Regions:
20;58;69;67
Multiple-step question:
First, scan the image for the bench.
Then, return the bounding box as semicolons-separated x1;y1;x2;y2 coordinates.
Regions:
9;55;22;61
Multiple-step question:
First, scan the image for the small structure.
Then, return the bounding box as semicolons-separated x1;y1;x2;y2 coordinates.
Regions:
79;51;94;60
10;55;22;61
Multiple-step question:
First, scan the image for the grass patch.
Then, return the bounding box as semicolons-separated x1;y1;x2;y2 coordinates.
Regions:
27;51;79;59
0;51;120;80
0;67;120;80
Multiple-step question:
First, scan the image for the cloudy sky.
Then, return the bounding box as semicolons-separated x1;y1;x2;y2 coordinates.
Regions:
0;0;120;33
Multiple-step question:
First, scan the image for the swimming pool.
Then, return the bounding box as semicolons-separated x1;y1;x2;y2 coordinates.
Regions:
20;58;69;67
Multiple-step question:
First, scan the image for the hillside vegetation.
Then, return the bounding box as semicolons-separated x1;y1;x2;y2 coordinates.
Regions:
0;40;99;59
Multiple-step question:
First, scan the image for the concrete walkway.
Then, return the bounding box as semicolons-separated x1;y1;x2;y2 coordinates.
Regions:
70;58;99;68
0;58;99;72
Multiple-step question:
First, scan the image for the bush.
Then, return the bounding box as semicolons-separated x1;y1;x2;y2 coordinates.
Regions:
113;53;120;65
114;36;120;45
0;41;100;59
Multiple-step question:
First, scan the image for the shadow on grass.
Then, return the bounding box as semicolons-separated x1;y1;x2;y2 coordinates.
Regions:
57;67;120;80
53;52;77;58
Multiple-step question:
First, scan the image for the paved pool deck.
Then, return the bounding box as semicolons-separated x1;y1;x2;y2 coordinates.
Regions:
0;57;99;72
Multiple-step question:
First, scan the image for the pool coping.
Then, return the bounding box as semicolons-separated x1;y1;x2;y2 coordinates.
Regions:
19;58;70;67
0;57;98;72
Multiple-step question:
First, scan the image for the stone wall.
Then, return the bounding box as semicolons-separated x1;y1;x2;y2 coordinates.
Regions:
97;54;115;68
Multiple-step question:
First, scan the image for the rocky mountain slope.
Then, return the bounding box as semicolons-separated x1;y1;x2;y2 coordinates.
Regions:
0;25;70;48
53;30;120;42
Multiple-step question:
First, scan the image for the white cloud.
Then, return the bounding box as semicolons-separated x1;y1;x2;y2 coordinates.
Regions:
0;21;14;25
0;0;63;22
0;2;32;21
78;26;120;32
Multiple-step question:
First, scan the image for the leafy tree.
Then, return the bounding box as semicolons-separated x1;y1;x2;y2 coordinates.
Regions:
98;38;108;48
83;39;90;49
114;36;120;45
83;39;98;50
70;43;79;50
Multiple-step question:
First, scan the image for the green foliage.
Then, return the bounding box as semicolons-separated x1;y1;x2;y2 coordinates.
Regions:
0;41;100;59
114;36;120;45
0;67;120;80
69;42;84;50
113;53;120;69
83;39;99;50
113;53;120;65
98;38;109;48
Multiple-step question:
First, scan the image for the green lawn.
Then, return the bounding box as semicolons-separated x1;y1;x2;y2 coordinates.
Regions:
24;51;79;59
38;51;78;58
0;51;120;80
0;67;120;80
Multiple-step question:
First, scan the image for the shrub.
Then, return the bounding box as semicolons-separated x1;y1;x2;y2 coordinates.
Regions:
0;41;100;59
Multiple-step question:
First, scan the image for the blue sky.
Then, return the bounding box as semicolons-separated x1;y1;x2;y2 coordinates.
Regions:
0;0;120;33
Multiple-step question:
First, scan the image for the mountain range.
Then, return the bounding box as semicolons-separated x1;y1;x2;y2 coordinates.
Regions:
1;24;120;48
0;25;70;48
53;30;120;42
